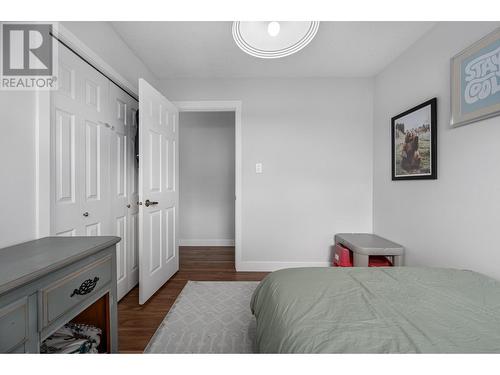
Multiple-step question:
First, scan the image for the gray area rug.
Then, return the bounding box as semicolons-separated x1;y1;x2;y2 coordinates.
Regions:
144;281;259;353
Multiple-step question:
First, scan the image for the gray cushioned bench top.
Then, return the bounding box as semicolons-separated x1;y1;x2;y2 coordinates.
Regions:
334;233;404;256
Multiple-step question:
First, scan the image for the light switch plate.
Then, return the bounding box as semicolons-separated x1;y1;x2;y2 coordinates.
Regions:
255;163;263;174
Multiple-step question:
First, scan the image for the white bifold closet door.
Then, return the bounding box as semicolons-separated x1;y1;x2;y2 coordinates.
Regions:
138;79;179;304
52;44;111;237
52;44;139;301
109;83;140;300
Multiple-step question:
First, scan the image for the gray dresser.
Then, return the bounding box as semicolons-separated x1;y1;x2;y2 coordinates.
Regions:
0;236;120;353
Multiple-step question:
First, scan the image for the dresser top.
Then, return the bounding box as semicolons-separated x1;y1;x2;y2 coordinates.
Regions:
0;236;120;295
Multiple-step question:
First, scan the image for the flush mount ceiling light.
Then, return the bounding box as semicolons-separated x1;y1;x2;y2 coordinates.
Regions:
232;21;320;59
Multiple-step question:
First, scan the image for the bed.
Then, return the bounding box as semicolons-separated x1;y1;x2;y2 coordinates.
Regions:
250;267;500;353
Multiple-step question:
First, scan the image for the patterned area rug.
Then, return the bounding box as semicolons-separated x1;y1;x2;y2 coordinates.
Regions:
144;281;259;353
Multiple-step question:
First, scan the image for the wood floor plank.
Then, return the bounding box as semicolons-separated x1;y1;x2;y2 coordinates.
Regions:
117;246;268;353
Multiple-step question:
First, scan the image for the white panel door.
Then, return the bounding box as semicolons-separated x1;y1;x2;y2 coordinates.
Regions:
109;82;139;300
52;44;110;237
80;58;110;237
138;79;179;305
127;102;140;294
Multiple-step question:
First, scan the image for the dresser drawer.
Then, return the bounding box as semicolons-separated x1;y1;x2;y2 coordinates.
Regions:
0;297;28;352
40;255;112;328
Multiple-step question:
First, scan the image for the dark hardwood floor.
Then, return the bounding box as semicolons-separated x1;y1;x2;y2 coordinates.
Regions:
117;246;268;353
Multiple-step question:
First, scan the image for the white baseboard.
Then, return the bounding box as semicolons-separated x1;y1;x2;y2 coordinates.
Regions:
236;261;330;272
179;239;235;247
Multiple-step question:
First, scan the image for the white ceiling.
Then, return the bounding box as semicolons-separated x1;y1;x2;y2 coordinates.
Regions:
110;21;435;79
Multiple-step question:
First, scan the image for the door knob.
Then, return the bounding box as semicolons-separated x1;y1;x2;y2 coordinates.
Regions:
144;199;158;207
83;212;89;217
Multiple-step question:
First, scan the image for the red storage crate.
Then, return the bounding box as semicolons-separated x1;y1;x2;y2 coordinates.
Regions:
368;256;393;267
333;244;353;267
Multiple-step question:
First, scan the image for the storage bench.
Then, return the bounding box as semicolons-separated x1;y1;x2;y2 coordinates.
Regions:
334;233;404;267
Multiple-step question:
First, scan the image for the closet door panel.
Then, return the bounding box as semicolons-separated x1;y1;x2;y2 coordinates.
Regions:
110;83;138;300
58;63;76;99
116;215;127;285
52;46;83;236
84;79;101;112
130;212;139;275
56;229;76;237
55;109;76;204
84;120;101;202
128;104;139;291
85;222;101;236
113;132;127;198
111;126;128;299
79;62;111;237
52;44;111;237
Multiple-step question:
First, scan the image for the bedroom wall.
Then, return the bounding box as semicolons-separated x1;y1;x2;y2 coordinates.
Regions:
61;22;159;87
179;111;236;246
161;77;374;270
373;22;500;280
0;22;159;248
0;91;37;247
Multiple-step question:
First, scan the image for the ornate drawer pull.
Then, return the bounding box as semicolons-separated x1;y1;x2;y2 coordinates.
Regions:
70;277;99;297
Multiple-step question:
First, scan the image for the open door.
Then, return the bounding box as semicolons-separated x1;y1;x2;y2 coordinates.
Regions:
138;79;179;304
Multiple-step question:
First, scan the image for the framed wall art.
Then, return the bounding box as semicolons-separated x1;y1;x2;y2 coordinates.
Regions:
451;27;500;127
392;98;437;181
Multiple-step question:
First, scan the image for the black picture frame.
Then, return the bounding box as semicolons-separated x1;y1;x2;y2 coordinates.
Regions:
391;98;437;181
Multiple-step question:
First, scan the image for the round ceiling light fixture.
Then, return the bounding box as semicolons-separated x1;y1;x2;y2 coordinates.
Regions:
232;21;320;59
267;21;281;37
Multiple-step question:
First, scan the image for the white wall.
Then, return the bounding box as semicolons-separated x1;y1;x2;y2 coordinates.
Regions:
0;22;159;248
0;91;37;247
179;112;235;245
61;22;159;88
161;78;374;270
373;22;500;280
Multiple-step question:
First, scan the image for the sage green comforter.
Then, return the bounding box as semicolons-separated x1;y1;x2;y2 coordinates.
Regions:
250;267;500;353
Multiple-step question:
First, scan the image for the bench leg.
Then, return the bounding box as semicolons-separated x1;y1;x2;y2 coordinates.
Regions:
353;253;369;267
393;255;404;266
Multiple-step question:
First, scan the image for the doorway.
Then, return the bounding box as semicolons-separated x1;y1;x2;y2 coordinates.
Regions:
179;112;235;247
174;101;242;270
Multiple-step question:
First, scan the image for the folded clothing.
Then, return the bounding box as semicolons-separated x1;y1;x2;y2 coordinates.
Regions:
41;323;102;354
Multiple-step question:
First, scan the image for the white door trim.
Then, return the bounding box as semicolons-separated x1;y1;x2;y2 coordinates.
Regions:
173;100;243;271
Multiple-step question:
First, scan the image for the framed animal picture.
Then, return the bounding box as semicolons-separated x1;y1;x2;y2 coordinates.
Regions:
451;27;500;127
391;98;437;181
